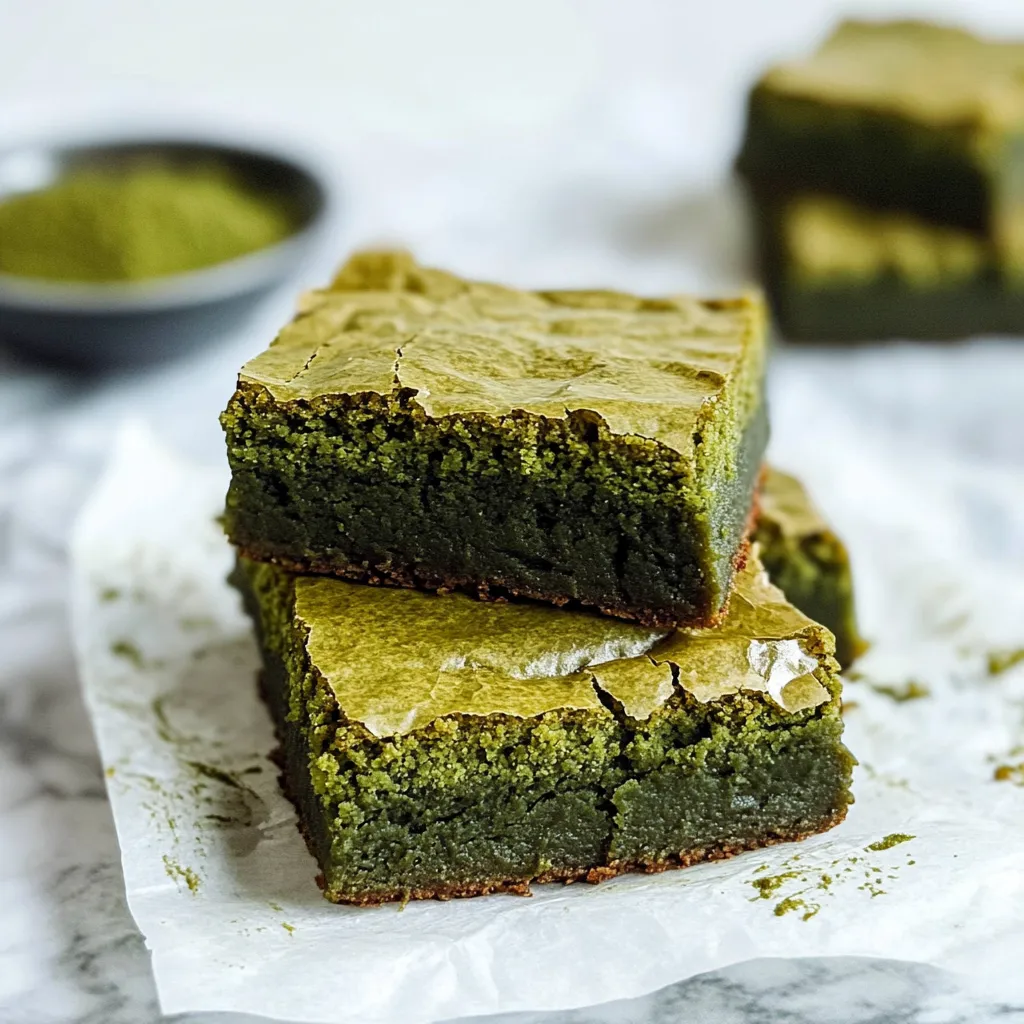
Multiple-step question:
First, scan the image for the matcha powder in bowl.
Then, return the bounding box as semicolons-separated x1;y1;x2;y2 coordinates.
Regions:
0;160;297;284
0;139;329;367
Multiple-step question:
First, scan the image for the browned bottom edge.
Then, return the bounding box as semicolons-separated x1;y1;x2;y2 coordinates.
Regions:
238;547;697;628
321;803;850;906
236;468;766;631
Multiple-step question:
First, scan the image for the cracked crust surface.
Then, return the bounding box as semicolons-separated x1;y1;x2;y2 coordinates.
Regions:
264;675;847;908
224;251;768;632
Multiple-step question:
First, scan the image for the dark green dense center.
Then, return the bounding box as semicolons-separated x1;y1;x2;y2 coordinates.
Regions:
223;387;767;625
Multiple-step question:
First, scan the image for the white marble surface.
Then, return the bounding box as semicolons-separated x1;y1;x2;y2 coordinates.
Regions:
4;1;1024;1020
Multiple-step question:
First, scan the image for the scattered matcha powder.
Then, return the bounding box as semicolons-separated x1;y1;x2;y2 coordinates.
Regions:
865;833;915;852
774;896;820;921
186;761;244;789
858;879;887;898
750;871;799;899
151;696;176;745
749;840;916;920
281;922;295;935
163;855;201;894
993;763;1024;785
750;864;832;920
870;680;930;702
988;648;1024;676
110;639;145;669
99;587;121;602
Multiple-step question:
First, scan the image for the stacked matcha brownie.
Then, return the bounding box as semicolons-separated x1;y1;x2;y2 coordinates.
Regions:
737;19;1024;341
223;250;857;904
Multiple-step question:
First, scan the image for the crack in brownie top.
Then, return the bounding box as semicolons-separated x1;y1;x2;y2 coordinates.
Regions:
237;250;763;458
293;557;831;738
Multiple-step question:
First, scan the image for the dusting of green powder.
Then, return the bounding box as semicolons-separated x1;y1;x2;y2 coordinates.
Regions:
988;648;1024;676
865;833;915;852
0;161;294;283
750;871;799;899
870;680;930;703
110;639;144;669
162;855;201;894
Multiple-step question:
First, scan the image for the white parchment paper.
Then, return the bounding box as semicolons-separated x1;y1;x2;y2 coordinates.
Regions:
71;389;1024;1024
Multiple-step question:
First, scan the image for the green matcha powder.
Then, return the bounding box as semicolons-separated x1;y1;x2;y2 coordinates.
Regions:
0;161;294;283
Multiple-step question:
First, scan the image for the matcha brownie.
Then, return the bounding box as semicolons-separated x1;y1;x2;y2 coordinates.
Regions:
751;193;1024;340
235;553;853;905
222;251;768;628
755;467;866;667
737;20;1024;262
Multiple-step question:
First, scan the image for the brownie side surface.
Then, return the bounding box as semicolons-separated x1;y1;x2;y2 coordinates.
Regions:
754;467;866;668
235;553;853;905
222;251;768;627
736;20;1024;240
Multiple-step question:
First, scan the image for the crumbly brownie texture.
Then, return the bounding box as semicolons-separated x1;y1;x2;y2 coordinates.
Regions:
222;250;768;629
754;467;866;668
736;20;1024;256
751;193;1024;340
235;553;853;905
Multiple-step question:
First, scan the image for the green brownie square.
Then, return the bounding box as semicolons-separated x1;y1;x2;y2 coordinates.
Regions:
234;553;853;905
222;250;768;628
754;467;866;667
737;19;1024;265
750;192;1024;340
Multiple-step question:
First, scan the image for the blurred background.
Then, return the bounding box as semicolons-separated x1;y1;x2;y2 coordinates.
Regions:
4;0;1024;442
3;1;1024;1021
2;0;1024;458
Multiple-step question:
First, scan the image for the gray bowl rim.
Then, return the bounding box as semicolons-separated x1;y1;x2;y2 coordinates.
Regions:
0;135;333;314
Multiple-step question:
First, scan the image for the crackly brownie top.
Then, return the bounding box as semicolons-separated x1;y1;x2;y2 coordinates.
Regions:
237;250;764;457
759;467;833;541
293;556;832;738
780;194;986;285
761;20;1024;129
